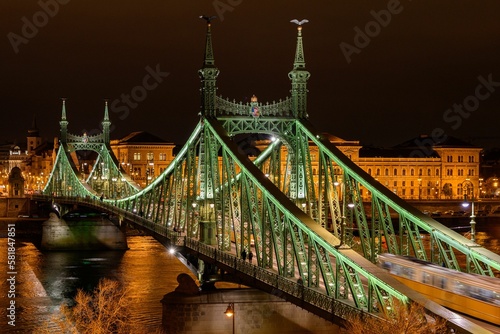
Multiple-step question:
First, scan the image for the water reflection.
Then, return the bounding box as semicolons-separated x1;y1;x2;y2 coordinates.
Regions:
0;236;197;333
0;220;498;333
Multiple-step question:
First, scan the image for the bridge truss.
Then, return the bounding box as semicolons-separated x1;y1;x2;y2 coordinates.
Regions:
42;20;500;330
43;100;140;198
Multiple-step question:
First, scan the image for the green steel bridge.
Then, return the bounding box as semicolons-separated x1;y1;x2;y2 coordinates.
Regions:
41;20;499;333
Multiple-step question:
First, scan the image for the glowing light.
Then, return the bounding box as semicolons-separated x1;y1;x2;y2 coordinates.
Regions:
224;303;234;317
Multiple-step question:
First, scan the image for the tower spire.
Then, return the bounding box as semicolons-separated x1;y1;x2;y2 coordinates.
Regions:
288;19;311;119
292;21;307;69
202;16;216;67
31;114;38;131
27;114;40;154
28;114;39;137
104;99;110;121
59;98;68;143
198;15;219;117
102;99;111;144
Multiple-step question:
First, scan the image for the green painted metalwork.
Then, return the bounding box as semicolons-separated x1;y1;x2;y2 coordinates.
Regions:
43;100;140;199
43;20;500;330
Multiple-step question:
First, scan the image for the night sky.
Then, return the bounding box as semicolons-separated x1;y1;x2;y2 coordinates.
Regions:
2;1;500;149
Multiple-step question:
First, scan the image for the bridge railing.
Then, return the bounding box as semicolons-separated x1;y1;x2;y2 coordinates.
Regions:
184;237;367;322
39;195;482;332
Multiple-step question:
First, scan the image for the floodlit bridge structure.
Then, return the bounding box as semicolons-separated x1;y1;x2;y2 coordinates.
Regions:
42;21;500;333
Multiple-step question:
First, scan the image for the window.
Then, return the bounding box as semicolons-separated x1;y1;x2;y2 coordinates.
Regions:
147;152;154;161
410;169;414;176
447;156;453;162
393;181;397;187
393;168;398;176
411;181;414;187
385;168;389;176
458;156;464;162
468;156;475;163
402;181;406;187
422;272;431;284
133;153;141;161
436;169;439;176
419;169;423;176
376;168;380;176
368;168;372;175
427;169;431;176
159;153;167;161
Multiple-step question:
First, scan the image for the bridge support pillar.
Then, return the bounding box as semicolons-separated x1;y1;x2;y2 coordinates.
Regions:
41;212;128;250
199;220;217;245
161;274;340;334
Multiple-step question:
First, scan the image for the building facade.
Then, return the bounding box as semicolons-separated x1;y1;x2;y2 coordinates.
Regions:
257;133;483;202
339;134;482;201
110;131;177;188
0;117;55;195
0;118;490;202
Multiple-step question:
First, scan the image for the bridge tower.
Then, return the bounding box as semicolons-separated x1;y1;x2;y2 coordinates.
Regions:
289;22;310;119
43;100;140;198
43;18;500;331
198;17;219;118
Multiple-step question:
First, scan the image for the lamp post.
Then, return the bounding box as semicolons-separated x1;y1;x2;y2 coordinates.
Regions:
111;177;117;198
224;302;235;333
334;179;353;249
461;180;476;242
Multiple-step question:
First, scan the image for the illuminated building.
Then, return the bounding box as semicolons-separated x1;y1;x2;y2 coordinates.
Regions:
110;131;176;187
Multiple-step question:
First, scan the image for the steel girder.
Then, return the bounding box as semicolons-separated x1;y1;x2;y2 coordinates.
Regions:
43;142;139;199
294;120;500;276
50;111;500;321
205;118;408;312
43;144;95;198
217;116;500;276
98;117;408;315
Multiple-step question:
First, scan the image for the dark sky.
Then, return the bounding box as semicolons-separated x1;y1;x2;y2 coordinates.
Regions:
2;1;500;149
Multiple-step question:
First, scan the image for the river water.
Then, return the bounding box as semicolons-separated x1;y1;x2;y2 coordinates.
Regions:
0;218;499;333
0;235;197;333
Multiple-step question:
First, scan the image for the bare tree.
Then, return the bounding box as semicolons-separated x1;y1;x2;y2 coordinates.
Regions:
41;278;166;334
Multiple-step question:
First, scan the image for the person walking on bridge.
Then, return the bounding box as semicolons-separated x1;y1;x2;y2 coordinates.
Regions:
241;249;247;261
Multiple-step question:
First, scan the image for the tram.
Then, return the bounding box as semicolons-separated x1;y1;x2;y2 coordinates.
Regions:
378;253;500;325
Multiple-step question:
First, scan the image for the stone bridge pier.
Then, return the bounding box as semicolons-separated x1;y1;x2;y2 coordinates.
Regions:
41;210;128;250
161;274;341;334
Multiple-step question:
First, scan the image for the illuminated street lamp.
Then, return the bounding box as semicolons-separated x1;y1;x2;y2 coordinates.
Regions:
224;302;235;333
461;181;476;242
334;179;353;249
